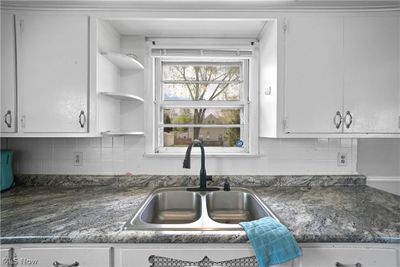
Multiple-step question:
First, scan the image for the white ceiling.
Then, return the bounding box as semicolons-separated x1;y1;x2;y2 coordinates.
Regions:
108;19;268;38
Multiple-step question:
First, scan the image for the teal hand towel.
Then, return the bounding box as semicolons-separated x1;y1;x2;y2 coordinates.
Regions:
240;217;302;267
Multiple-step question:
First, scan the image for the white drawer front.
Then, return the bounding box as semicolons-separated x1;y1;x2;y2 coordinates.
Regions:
16;247;111;267
119;248;295;267
301;247;398;267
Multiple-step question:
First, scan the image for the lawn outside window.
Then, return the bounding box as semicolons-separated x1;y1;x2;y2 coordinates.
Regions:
149;40;258;155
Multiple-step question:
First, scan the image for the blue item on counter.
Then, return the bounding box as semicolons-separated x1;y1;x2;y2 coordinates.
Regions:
240;216;302;267
1;150;15;191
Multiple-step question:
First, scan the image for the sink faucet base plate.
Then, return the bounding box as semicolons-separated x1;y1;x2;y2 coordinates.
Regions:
187;187;220;192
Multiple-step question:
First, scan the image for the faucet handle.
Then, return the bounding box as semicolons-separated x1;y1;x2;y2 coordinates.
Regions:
224;179;231;191
206;175;213;181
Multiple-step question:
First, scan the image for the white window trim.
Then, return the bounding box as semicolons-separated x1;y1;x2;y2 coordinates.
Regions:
144;38;259;156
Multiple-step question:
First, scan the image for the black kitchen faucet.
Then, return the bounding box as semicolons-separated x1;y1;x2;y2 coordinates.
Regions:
183;139;218;191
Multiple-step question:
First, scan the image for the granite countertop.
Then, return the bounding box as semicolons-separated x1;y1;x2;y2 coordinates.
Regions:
1;175;399;244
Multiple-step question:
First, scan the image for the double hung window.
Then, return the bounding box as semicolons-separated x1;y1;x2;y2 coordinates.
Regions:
151;45;254;154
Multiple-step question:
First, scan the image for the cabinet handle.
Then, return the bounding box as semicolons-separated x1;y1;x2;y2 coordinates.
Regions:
344;111;353;129
333;111;342;129
53;261;79;267
335;262;361;267
78;110;86;128
4;110;12;128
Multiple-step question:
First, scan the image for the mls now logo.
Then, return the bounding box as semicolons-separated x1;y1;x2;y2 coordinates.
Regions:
2;256;39;265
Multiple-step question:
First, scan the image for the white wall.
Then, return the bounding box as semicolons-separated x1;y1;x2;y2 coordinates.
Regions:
3;137;357;175
357;139;400;195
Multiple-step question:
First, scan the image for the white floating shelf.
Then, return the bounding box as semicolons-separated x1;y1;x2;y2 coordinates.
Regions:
100;92;144;102
100;51;144;70
101;131;144;136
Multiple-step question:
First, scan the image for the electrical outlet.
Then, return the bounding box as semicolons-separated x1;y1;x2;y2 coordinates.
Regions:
337;152;347;167
73;152;83;166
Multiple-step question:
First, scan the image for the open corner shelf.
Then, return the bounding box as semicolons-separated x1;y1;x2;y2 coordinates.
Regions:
101;131;145;136
100;92;144;102
100;51;144;70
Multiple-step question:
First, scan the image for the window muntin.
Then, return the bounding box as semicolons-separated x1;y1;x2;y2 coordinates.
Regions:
163;108;241;125
154;57;249;154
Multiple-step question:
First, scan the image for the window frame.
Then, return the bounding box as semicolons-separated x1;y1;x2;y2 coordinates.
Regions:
146;39;259;156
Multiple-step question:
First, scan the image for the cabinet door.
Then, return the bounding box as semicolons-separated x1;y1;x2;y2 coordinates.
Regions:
1;13;17;133
301;247;398;267
284;17;343;133
17;15;89;133
343;16;399;133
16;247;111;267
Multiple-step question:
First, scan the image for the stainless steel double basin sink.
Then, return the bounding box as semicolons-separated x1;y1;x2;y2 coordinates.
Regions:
123;187;279;231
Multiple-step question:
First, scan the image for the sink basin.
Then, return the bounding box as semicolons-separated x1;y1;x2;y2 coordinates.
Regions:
141;191;201;224
206;191;267;224
123;187;279;231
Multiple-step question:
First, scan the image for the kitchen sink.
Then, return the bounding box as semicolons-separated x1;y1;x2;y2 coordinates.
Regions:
123;187;279;231
141;191;201;224
206;191;268;224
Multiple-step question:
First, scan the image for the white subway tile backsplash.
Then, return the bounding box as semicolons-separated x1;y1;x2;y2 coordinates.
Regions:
101;136;113;148
76;138;92;149
124;136;143;147
84;148;101;161
112;147;125;161
4;137;358;175
112;136;124;148
101;147;113;161
90;138;102;148
64;138;77;150
340;138;353;148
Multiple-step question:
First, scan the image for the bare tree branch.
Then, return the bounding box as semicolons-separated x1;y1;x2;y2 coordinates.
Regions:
174;66;195;100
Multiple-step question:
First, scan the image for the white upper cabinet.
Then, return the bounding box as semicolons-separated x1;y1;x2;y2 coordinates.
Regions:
265;14;400;137
343;16;399;134
284;17;344;133
1;13;17;133
16;15;90;133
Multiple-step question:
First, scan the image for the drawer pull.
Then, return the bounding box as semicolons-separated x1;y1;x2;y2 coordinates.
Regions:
53;261;79;267
4;110;12;128
335;262;361;267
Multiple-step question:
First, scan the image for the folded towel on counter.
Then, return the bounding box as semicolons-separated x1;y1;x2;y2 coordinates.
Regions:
240;216;302;267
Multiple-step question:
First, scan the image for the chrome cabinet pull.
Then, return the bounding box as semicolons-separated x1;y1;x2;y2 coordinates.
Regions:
78;110;86;128
335;262;361;267
333;111;342;129
344;111;353;129
53;261;79;267
4;110;12;128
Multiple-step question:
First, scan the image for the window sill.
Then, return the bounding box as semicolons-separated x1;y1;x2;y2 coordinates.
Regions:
143;152;260;158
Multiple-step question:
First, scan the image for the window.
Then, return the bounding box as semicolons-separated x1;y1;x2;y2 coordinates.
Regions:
150;41;257;155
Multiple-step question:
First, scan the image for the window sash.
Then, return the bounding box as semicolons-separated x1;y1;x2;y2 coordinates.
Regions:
161;124;244;128
161;59;244;102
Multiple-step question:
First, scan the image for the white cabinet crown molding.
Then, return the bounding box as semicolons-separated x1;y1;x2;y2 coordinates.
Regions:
1;1;400;12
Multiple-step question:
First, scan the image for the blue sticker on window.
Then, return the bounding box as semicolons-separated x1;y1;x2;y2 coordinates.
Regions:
236;140;244;147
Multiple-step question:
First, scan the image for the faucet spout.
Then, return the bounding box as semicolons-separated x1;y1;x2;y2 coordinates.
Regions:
183;139;212;191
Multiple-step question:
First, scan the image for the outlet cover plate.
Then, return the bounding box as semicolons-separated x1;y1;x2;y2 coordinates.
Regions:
73;152;83;166
337;152;347;167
